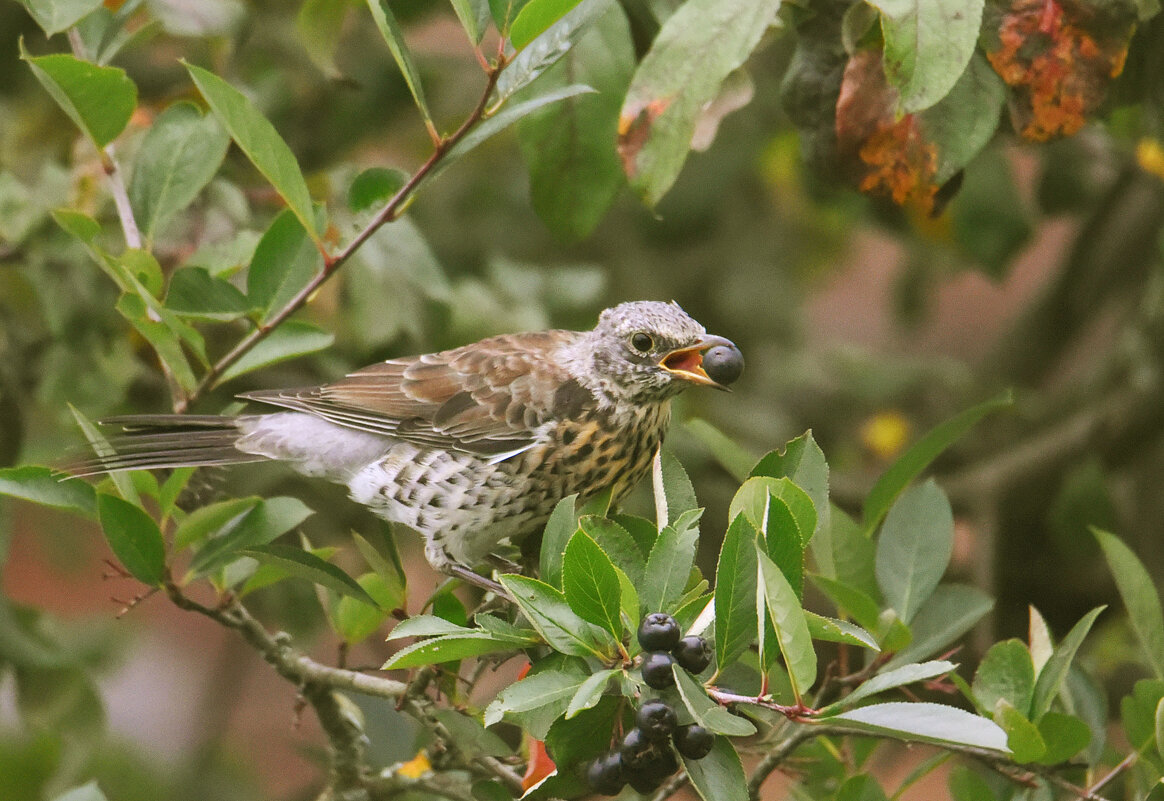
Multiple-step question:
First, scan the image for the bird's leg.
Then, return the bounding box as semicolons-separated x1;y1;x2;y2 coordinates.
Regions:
484;552;521;574
447;564;510;599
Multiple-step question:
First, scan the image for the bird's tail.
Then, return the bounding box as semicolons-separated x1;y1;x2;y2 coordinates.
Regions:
71;415;265;475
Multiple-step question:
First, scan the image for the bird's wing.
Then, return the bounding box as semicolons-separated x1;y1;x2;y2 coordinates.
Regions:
239;330;594;457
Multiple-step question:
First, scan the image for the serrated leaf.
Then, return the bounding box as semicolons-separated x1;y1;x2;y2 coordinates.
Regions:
330;573;394;644
752;432;832;573
215;320;334;385
682;735;747;801
241;544;380;607
166;267;249;321
714;515;758;671
188;496;313;574
825;661;955;713
565;667;617;718
130;102;229;245
654;448;697;526
499;574;611;658
247;208;324;321
757;547;816;700
172;496;261;551
23;49;136;148
1095;528;1164;679
617;0;777;205
562;530;622;640
538;494;578;589
387;614;474;640
0;466;96;517
1030;606;1104;721
875;479;953;624
672;665;756;736
364;0;434;126
184;62;320;241
884;584;994;670
640;519;699;614
1037;711;1090;765
868;0;984;114
805;612;880;651
449;0;490;43
811;574;883;633
972;639;1035;719
995;698;1045;763
19;0;104;35
494;0;611;102
578;515;643;584
96;494;166;586
825;702;1010;752
384;632;531;668
484;666;589;739
863;391;1011;532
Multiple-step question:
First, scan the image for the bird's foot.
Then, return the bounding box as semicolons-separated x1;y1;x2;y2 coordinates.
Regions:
447;564;510;599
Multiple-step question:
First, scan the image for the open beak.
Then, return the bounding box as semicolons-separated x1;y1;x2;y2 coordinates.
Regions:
659;335;737;390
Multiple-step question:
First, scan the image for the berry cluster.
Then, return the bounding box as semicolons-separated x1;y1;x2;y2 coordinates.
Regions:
585;614;716;796
638;612;712;689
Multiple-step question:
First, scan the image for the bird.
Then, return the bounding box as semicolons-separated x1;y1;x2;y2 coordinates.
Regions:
83;301;743;590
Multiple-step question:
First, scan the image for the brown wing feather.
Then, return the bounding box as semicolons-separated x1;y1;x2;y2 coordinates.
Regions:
239;330;589;457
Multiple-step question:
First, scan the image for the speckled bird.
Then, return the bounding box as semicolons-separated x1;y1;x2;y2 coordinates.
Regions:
88;301;743;588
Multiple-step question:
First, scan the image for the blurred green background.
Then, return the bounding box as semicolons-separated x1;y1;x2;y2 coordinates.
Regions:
3;0;1164;798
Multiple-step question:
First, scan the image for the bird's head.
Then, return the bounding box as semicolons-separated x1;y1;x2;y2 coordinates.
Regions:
575;301;744;404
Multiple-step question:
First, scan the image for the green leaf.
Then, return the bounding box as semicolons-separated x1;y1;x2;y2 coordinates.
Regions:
884;584;994;670
96;494;166;586
562;530;623;640
714;515;758;671
825;702;1010;752
805;613;880;651
994;698;1045;763
247;208;324;321
297;0;349;78
330;573;394;644
1095;528;1164;679
388;615;475;640
1030;606;1105;721
483;666;589;739
640;518;699;614
948;767;998;801
921;52;1007;184
654;448;697;527
18;0;104;35
384;632;533;668
686;418;755;482
173;496;261;551
241;544;381;607
517;4;633;241
875;479;953;623
351;531;406;607
757;547;816;700
972;639;1035;719
510;0;582;48
184;62;320;241
364;0;434;126
565;667;617;718
538;494;578;589
449;0;491;43
130;102;230;245
868;0;984;114
763;498;805;599
753;432;832;574
347;167;409;213
166;267;249;321
1036;711;1090;765
116;293;198;393
578;515;643;584
863;391;1012;532
23;49;136;148
188;496;313;574
0;466;95;517
615;566;640;636
443;84;597;172
215;320;334;385
824;661;954;714
672;665;756;736
494;0;611;102
729;476;815;546
69;403;139;505
613;513;658;559
618;0;776;205
682;735;747;801
499;574;611;658
811;575;882;633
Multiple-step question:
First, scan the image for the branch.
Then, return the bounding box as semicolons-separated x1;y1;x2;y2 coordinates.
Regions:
747;728;816;800
174;48;509;413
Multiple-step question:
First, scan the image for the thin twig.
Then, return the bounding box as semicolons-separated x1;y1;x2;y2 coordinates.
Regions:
647;770;688;801
175;55;508;413
1087;750;1137;796
747;728;816;800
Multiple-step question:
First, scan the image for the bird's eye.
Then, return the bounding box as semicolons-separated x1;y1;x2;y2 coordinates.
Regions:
630;332;654;353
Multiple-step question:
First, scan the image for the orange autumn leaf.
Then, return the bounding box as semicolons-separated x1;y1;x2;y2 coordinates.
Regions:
522;737;557;791
985;0;1135;141
836;50;939;213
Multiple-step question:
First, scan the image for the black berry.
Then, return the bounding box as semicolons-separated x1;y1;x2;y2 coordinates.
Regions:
619;728;654;771
627;769;667;794
673;723;715;760
586;751;625;796
702;344;744;386
640;651;677;689
635;699;677;740
637;612;681;652
672;635;712;674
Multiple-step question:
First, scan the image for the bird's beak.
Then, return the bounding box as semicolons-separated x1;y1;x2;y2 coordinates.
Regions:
659;335;736;390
